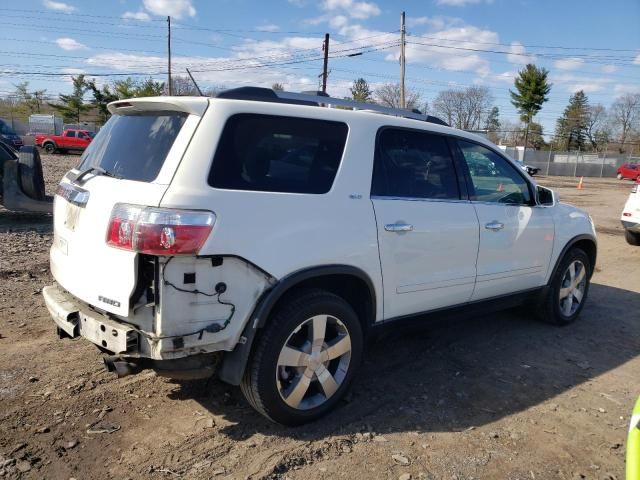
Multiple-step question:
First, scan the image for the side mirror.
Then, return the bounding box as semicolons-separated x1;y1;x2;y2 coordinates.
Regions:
536;185;556;206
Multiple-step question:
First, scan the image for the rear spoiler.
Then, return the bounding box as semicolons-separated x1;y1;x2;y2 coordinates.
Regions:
107;97;209;116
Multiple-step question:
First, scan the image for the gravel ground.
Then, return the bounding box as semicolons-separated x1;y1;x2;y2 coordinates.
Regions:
0;158;638;480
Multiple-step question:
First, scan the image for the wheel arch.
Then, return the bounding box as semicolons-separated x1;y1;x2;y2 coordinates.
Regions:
549;234;597;282
218;264;377;385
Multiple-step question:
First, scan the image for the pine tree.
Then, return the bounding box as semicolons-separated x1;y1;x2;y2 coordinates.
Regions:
49;75;91;123
510;64;551;149
271;83;284;91
484;106;500;142
554;90;589;151
350;78;373;103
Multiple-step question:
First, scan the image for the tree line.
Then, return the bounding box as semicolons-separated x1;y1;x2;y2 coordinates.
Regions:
3;66;639;153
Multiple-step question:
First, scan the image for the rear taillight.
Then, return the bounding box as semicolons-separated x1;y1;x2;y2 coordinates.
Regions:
107;204;215;255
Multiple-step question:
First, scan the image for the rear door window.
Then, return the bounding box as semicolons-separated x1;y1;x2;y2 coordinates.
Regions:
209;114;348;194
372;128;460;200
77;112;187;182
65;131;76;138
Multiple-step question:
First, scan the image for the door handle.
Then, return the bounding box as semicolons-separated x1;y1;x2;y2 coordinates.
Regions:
385;223;414;232
485;221;505;231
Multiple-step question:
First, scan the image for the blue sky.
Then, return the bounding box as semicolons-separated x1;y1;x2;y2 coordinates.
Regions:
1;0;639;134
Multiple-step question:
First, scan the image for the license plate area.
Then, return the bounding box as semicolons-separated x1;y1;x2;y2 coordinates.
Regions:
78;313;138;354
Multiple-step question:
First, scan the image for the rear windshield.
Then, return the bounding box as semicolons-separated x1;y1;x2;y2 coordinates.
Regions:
209;114;348;194
78;112;187;182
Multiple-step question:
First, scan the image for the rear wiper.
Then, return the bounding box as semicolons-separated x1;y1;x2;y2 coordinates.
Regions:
72;166;120;185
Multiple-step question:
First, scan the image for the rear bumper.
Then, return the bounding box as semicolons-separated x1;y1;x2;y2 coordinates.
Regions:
43;284;138;354
43;284;221;379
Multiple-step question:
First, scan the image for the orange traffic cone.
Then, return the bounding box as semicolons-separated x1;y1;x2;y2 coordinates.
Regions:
577;177;584;189
496;183;504;192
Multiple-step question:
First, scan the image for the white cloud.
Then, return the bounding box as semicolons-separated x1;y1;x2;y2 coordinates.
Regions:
602;64;617;73
56;37;88;51
321;0;381;19
255;24;280;32
85;51;320;94
552;73;614;94
43;0;75;13
398;25;499;77
351;2;381;19
61;68;85;75
634;54;640;65
122;11;152;21
554;57;584;70
435;0;492;6
407;16;463;29
494;71;516;83
142;0;195;19
507;42;535;65
614;84;640;95
329;15;349;29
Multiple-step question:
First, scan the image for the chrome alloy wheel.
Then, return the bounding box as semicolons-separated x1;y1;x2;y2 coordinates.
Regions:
559;260;587;316
276;315;352;410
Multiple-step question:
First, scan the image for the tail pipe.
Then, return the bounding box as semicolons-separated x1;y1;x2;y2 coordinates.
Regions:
103;355;143;378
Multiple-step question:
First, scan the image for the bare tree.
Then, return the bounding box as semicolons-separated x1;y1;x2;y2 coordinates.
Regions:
585;104;610;151
170;75;199;96
610;93;640;153
374;83;424;111
432;86;493;130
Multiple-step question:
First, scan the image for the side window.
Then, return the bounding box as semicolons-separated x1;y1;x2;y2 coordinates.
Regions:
372;128;460;200
65;131;76;138
457;140;532;205
209;114;348;194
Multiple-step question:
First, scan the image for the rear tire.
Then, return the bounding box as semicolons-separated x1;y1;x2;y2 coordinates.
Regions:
43;143;56;154
626;230;640;246
240;289;363;426
536;248;591;325
17;146;46;201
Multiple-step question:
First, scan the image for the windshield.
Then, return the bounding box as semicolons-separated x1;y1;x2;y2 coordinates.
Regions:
0;121;17;136
78;112;187;182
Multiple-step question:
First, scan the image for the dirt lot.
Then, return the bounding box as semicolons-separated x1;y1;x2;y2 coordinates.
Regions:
1;158;639;480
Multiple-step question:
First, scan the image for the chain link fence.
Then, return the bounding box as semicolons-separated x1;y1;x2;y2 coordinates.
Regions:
521;150;640;178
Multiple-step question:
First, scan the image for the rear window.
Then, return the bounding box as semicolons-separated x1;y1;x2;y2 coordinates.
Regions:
78;112;187;182
209;114;348;194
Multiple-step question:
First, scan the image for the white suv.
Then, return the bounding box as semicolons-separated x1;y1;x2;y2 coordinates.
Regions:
43;88;597;425
622;180;640;245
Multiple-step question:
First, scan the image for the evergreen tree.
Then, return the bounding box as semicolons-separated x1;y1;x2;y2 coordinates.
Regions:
484;106;500;142
554;90;589;151
350;78;373;102
271;83;284;91
49;75;91;123
87;80;118;124
510;64;551;149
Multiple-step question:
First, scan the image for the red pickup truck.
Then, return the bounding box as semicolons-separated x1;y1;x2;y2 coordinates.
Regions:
35;129;94;154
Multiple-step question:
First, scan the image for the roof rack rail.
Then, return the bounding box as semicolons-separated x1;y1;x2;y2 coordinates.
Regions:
214;87;450;126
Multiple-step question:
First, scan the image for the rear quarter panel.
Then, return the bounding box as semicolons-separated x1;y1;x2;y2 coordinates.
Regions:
160;99;384;321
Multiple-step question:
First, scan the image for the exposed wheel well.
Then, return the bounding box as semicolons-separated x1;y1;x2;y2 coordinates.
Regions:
572;239;597;277
268;274;375;334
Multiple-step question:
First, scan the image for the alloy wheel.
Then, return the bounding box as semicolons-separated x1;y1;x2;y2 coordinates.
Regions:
276;314;352;410
559;260;587;316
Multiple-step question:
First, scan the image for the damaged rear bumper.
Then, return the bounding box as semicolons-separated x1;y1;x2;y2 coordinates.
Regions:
42;284;222;379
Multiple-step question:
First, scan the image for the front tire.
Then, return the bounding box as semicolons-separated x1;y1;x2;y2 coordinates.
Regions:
241;289;363;426
626;230;640;246
537;248;591;325
43;143;56;154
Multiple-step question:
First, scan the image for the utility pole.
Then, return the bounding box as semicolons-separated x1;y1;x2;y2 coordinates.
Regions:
321;33;330;94
400;11;406;109
167;16;172;96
